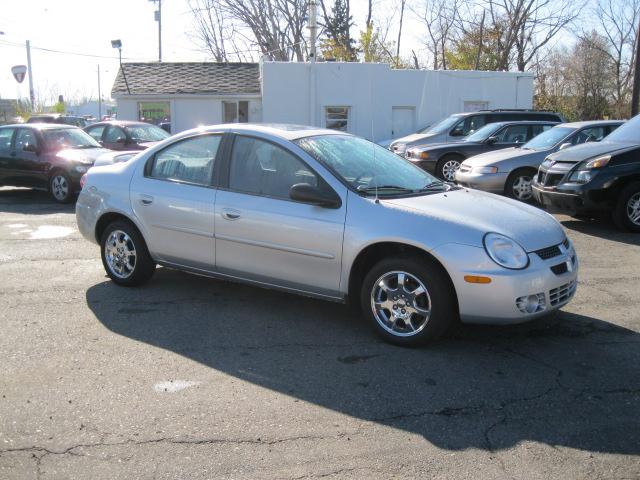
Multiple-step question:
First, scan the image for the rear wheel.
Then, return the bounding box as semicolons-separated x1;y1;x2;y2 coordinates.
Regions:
360;255;457;346
613;182;640;233
436;156;463;181
505;168;536;202
100;220;156;286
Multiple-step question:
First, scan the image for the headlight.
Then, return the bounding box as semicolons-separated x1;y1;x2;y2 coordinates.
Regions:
74;165;89;173
568;170;594;184
483;232;529;270
473;166;498;174
585;155;610;169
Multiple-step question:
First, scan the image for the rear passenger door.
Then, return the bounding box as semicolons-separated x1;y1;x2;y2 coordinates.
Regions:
493;124;529;147
0;127;16;185
130;133;223;269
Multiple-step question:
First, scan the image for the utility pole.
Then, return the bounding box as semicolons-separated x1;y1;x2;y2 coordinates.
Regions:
26;40;35;111
150;0;162;62
632;19;640;117
308;0;317;63
97;64;102;120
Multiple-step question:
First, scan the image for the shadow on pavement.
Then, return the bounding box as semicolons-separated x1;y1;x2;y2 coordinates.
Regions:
86;267;640;455
0;188;75;215
560;217;640;246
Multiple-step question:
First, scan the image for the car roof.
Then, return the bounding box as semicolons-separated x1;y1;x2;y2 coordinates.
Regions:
559;120;625;128
88;120;155;127
188;123;347;141
486;120;560;127
0;123;79;130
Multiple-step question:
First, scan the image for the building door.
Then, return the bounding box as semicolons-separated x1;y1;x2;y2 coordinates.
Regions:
391;107;415;138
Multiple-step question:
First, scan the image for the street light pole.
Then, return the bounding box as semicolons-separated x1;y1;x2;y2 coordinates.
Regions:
97;64;102;120
150;0;162;62
26;40;35;111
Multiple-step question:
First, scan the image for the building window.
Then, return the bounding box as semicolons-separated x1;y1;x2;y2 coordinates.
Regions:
223;101;249;123
325;106;350;132
138;101;170;125
463;101;488;112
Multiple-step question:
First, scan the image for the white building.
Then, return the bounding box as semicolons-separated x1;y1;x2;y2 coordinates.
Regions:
112;61;534;141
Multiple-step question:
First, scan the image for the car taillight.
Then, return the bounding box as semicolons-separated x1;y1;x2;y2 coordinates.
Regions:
80;173;87;189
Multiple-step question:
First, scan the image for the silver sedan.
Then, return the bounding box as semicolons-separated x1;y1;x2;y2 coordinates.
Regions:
77;124;578;346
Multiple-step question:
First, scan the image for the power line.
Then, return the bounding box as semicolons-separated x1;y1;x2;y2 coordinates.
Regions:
0;39;152;61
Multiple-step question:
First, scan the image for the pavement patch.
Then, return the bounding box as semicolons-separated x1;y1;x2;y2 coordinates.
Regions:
153;380;202;393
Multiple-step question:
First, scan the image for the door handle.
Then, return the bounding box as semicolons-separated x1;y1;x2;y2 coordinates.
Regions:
139;194;154;205
222;209;241;220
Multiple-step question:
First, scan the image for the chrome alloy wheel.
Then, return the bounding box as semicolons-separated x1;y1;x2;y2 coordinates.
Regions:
370;271;432;337
441;160;461;181
627;192;640;226
105;230;137;279
512;175;533;201
51;175;69;201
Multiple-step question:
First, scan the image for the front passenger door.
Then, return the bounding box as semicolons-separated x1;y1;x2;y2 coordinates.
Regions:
130;134;223;269
214;135;347;296
103;125;128;150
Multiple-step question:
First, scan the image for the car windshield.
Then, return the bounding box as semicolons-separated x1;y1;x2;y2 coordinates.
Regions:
418;115;464;134
42;128;101;150
522;126;574;151
295;134;443;196
464;123;503;142
605;117;638;143
127;124;170;142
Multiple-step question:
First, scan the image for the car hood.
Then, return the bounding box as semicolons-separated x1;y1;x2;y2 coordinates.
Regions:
546;140;636;163
462;147;539;167
413;141;476;152
55;147;112;164
383;188;564;252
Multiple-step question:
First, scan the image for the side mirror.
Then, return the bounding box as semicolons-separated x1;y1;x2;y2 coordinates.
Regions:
450;126;465;137
558;142;572;151
486;136;498;145
289;183;341;209
23;144;39;154
115;137;128;144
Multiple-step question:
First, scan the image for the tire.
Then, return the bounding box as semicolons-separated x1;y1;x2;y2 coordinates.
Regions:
360;255;457;346
100;220;156;286
612;181;640;233
436;156;463;182
505;168;536;202
49;171;74;203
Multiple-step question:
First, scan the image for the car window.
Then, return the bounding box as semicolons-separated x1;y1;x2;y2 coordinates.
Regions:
86;125;106;142
15;129;38;150
606;124;621;136
104;126;127;143
571;126;607;145
229;136;320;200
458;114;486;135
0;128;15;149
149;134;221;186
530;124;554;137
495;125;528;144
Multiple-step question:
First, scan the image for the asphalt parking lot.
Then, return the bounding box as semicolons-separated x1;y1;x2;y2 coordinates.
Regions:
0;186;639;480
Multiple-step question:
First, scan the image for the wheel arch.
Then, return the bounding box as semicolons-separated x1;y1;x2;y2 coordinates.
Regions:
95;211;146;245
347;241;459;310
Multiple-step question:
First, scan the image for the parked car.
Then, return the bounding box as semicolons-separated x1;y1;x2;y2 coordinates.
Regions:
93;150;140;167
0;124;110;202
454;120;624;202
533;115;640;231
389;110;564;156
406;121;558;181
84;120;170;151
76;124;578;346
27;114;88;128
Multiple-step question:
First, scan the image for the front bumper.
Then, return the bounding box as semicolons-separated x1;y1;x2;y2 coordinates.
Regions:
454;170;508;194
431;242;578;324
532;183;611;215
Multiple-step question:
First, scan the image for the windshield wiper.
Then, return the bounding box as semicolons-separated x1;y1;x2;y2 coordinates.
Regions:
356;185;416;194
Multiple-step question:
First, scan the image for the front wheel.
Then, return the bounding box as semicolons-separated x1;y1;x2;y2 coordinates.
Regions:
360;256;457;346
49;172;74;203
613;181;640;233
436;157;463;181
505;168;536;202
100;220;156;286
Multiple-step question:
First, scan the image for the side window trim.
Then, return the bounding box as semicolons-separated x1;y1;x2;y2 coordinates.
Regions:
144;132;224;188
221;133;339;203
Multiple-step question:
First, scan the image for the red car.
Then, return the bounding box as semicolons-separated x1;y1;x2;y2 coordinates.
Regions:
84;120;170;151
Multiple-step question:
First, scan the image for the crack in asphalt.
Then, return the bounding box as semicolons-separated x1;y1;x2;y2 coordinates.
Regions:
285;467;356;479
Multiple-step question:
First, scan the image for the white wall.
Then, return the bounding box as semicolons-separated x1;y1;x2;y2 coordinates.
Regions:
114;96;262;133
261;62;534;142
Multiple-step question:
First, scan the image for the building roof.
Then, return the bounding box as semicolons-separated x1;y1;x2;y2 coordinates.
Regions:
111;62;261;97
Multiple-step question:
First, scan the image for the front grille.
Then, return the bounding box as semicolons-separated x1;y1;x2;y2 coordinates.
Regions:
551;262;568;275
562;238;570;249
535;244;562;260
549;281;576;306
541;173;564;187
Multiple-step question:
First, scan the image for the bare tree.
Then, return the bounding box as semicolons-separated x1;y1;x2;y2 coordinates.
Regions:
396;0;406;59
412;0;460;69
